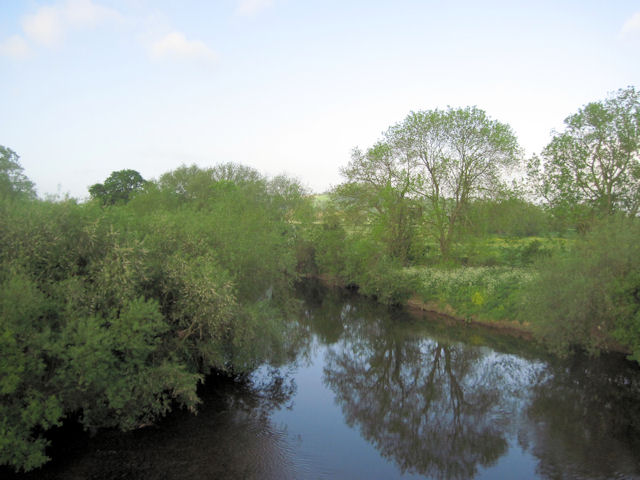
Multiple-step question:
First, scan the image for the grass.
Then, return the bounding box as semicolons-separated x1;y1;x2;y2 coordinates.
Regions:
406;265;534;322
311;194;331;209
440;235;573;267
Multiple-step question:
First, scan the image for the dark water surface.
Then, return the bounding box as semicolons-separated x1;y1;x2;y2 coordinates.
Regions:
10;284;640;479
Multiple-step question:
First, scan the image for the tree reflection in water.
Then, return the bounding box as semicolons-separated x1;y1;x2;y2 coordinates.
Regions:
522;353;640;479
321;299;543;480
10;284;640;479
313;290;640;480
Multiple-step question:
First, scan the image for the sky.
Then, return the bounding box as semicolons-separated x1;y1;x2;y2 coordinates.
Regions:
1;0;639;199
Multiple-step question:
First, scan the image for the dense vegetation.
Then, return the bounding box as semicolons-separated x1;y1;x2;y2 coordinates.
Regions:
0;160;310;471
1;86;639;472
304;87;640;359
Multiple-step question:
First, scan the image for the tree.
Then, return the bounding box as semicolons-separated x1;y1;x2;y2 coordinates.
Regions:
531;86;640;218
339;142;420;262
89;169;146;205
0;146;36;200
387;107;520;258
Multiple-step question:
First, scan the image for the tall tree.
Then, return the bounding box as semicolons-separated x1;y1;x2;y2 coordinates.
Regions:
339;142;419;262
89;169;147;205
0;146;36;200
387;107;520;258
531;86;640;218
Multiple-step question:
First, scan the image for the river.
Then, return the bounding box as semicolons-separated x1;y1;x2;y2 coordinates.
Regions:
10;283;640;479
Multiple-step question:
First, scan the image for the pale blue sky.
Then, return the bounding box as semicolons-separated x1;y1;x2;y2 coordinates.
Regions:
2;0;639;198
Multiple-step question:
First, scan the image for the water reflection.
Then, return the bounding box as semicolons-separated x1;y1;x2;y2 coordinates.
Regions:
8;284;640;479
307;287;640;479
522;354;640;479
9;370;301;480
320;300;537;479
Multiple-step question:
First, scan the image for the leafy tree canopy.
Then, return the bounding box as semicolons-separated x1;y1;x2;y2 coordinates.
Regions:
339;142;421;262
0;162;310;471
89;169;147;205
395;107;520;257
531;86;640;218
0;146;36;201
344;107;521;258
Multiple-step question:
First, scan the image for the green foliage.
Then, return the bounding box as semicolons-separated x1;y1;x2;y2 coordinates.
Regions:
613;268;640;363
303;204;348;278
89;169;147;205
522;217;640;359
464;197;551;238
0;146;36;201
55;298;201;432
353;254;418;305
0;270;62;471
339;143;420;263
153;164;303;301
530;86;640;219
338;107;522;263
309;212;417;305
0;162;309;472
159;254;236;370
0;264;200;470
454;236;558;267
387;106;521;258
411;266;532;321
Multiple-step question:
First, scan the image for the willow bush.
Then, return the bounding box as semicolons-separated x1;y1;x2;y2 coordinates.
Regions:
0;163;310;472
521;217;640;360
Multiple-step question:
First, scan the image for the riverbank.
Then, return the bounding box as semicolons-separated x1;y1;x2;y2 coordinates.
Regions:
405;295;535;340
314;271;633;354
314;272;534;340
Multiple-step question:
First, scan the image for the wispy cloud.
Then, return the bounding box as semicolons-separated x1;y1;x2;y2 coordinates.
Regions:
64;0;122;28
20;0;122;47
22;5;64;46
150;31;217;62
0;35;31;59
620;11;640;37
235;0;275;16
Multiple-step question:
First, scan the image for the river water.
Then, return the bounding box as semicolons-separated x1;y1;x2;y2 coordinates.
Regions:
11;283;640;479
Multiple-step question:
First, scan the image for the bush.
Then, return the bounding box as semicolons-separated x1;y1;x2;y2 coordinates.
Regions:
0;270;62;471
464;197;551;237
522;217;640;360
0;164;310;471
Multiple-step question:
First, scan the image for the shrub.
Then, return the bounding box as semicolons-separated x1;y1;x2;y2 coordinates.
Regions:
522;217;640;360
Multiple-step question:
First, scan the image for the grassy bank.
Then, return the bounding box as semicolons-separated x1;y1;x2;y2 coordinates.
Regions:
307;214;640;360
407;265;533;322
